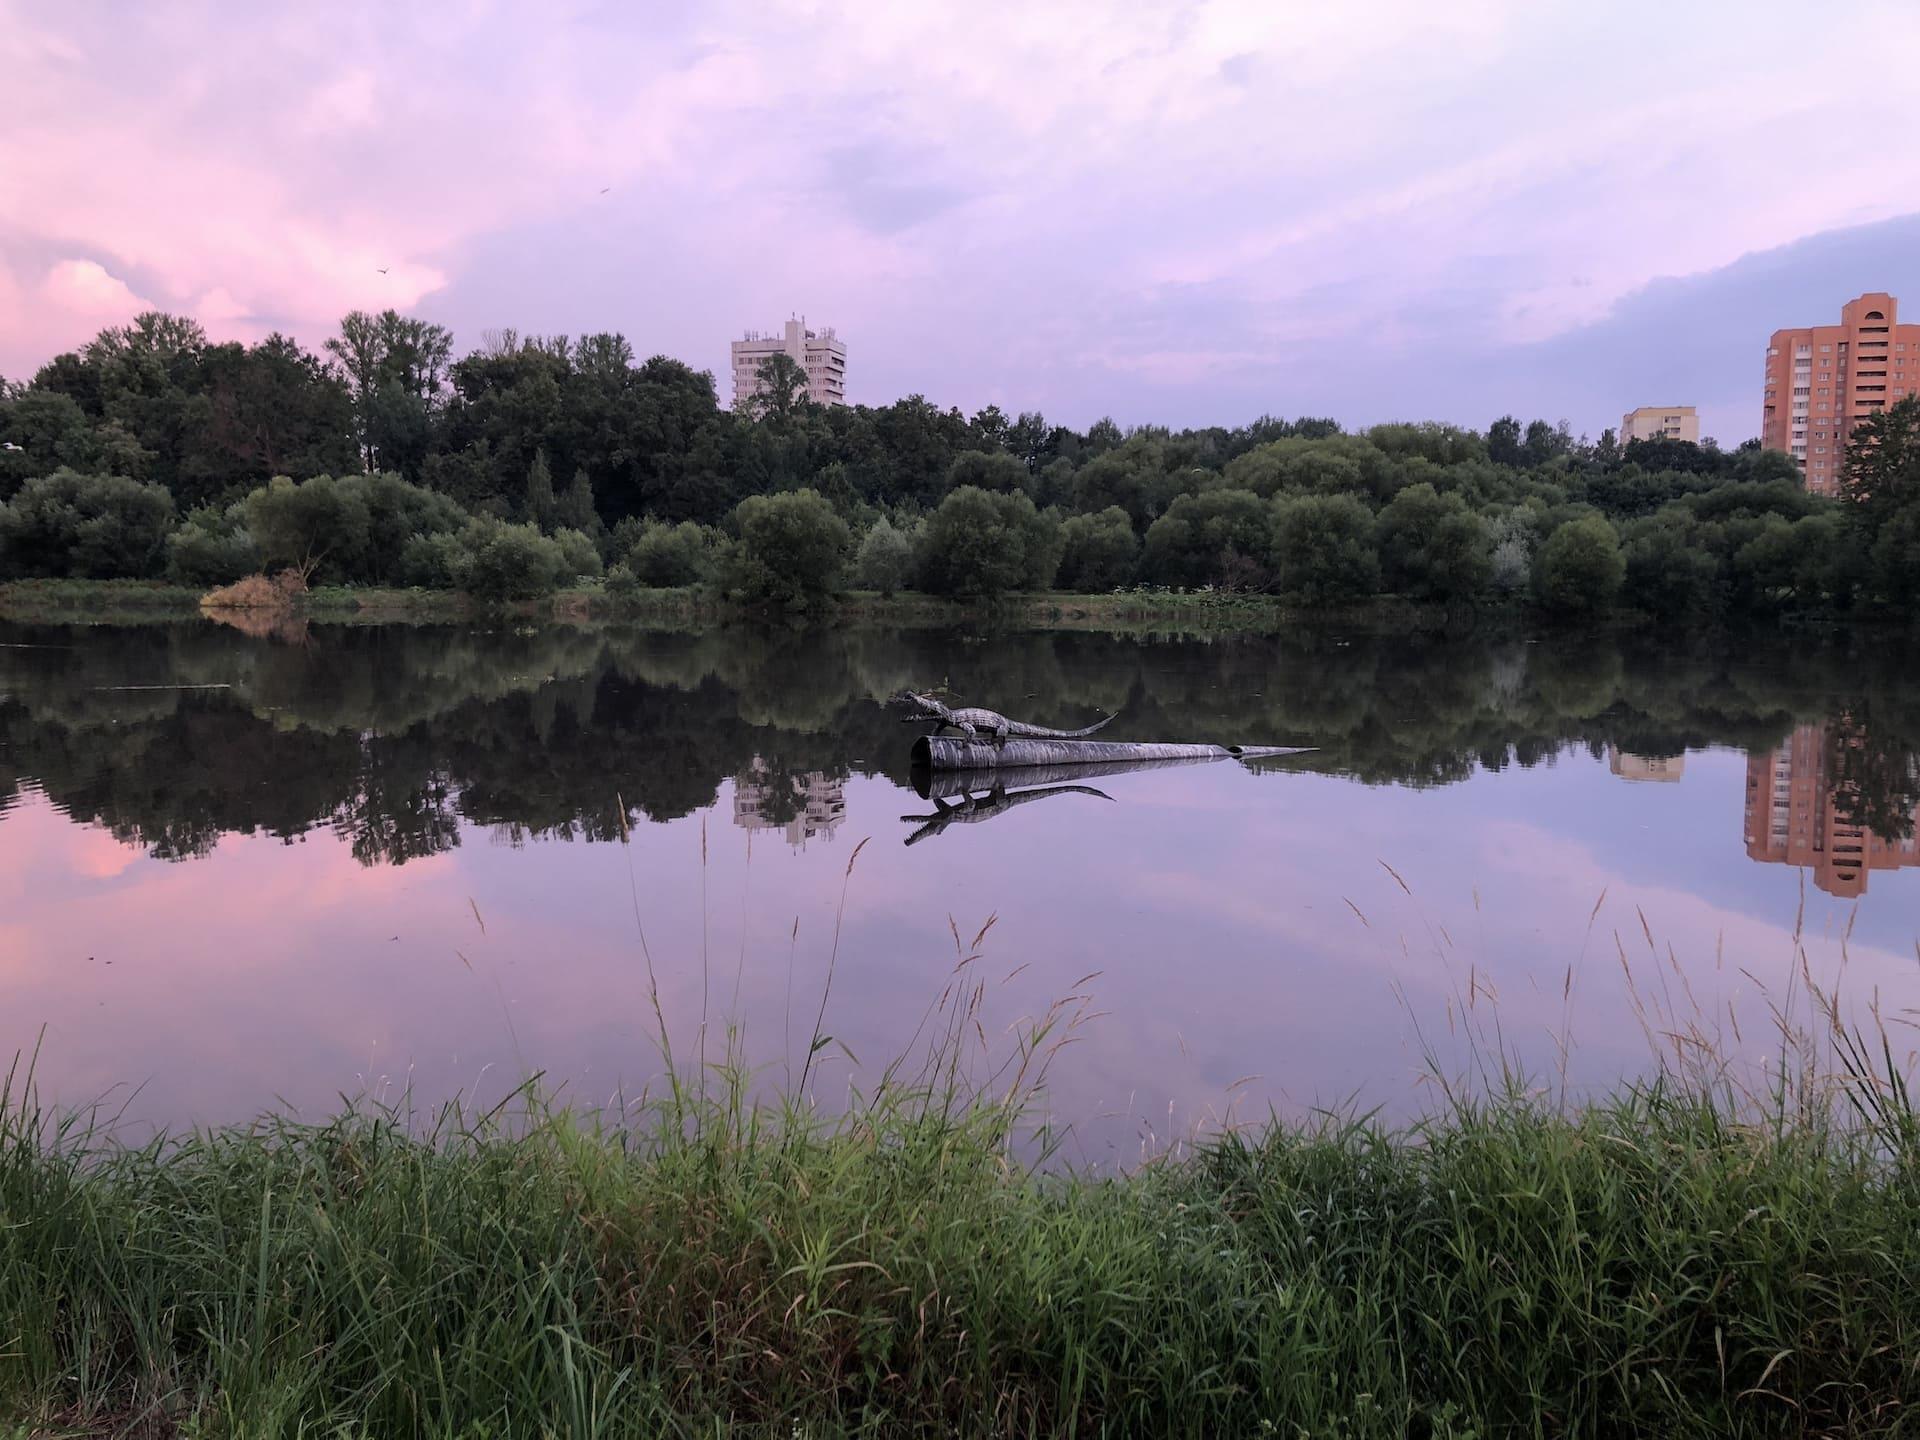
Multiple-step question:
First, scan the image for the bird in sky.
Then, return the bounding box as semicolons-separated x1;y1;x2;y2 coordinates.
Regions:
376;266;389;274
599;186;610;194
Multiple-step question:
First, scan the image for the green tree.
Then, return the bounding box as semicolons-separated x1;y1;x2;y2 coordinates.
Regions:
1534;514;1625;614
243;474;372;579
525;449;557;530
853;517;915;595
1141;489;1274;589
1271;494;1379;604
557;468;598;532
0;468;175;579
723;489;849;606
1057;507;1140;591
945;450;1031;498
745;354;812;424
622;519;717;587
1487;415;1523;467
916;486;1062;598
1376;483;1491;602
166;503;260;586
459;518;567;600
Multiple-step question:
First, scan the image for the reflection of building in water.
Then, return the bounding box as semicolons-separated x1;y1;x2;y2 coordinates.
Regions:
1609;748;1684;782
1744;723;1920;897
732;758;847;851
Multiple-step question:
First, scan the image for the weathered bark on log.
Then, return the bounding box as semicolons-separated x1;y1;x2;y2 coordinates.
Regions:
915;753;1228;799
912;735;1315;771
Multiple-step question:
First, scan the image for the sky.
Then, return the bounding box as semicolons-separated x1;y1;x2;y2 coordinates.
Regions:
5;0;1920;443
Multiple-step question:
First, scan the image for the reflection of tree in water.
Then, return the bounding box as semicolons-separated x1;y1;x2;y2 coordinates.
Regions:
1827;713;1920;843
0;618;1917;868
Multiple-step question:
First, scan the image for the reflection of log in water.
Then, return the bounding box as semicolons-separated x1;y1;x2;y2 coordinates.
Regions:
900;780;1114;846
911;735;1315;771
913;753;1228;800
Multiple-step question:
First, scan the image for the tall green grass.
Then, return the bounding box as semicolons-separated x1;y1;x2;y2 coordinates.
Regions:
2;1014;1917;1436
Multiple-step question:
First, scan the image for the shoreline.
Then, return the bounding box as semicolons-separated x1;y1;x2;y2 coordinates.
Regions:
0;1073;1911;1433
0;576;1537;636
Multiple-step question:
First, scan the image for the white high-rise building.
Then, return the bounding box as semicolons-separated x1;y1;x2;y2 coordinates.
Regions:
730;317;846;410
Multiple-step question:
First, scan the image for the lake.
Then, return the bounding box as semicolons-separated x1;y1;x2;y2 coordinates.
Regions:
2;616;1916;1162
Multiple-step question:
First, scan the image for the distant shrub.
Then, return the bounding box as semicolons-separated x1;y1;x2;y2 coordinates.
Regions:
397;531;468;589
916;486;1061;598
723;490;849;607
603;562;641;599
0;468;175;580
1056;507;1140;591
1271;494;1379;605
1535;513;1625;615
459;519;567;601
166;504;260;586
1141;490;1273;590
853;517;915;595
242;472;466;585
552;527;604;582
624;519;716;588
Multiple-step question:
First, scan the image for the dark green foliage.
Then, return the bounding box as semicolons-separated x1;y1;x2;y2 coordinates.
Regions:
11;304;1918;619
1376;482;1492;601
551;526;603;581
1140;488;1274;589
524;448;557;529
945;449;1032;497
619;518;717;588
916;485;1062;598
458;518;568;600
852;516;915;595
165;504;260;586
242;472;465;585
723;489;849;606
1272;493;1378;604
0;468;175;579
1056;506;1140;591
1536;513;1626;614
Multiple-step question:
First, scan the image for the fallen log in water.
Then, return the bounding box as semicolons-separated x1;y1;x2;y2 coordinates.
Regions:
912;735;1315;771
915;753;1238;799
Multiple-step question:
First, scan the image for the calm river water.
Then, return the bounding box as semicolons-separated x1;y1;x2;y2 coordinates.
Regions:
2;617;1916;1159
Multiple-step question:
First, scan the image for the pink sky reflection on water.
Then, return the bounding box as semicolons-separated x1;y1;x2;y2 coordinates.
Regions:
1;749;1915;1161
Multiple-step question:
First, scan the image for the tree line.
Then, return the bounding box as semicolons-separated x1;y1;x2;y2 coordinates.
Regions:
5;308;1920;617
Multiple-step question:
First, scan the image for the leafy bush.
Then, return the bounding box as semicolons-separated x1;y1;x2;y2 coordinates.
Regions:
1535;513;1626;615
603;562;641;599
398;531;469;589
722;489;849;607
552;526;604;582
916;486;1061;598
1271;494;1379;604
166;504;260;586
623;519;716;588
1056;506;1139;591
243;472;465;585
1141;489;1274;589
1377;482;1492;601
459;518;567;601
852;517;915;595
0;468;176;579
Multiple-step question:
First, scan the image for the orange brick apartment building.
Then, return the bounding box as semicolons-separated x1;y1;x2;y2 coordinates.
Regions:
1744;722;1920;898
1762;293;1920;496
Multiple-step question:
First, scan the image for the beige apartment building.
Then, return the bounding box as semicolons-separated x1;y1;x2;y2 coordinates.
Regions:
1619;406;1697;446
729;317;846;410
1762;291;1920;496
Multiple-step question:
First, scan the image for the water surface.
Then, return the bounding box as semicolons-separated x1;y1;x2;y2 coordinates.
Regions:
2;618;1916;1160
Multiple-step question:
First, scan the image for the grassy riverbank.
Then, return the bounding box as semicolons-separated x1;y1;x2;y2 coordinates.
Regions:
3;1061;1915;1437
0;575;1461;636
